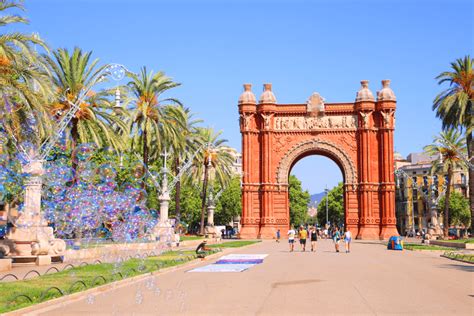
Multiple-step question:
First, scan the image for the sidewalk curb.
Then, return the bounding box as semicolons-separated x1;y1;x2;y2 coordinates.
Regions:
4;241;261;316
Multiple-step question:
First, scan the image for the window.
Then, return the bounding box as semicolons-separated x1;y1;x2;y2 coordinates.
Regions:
413;201;418;216
461;173;466;185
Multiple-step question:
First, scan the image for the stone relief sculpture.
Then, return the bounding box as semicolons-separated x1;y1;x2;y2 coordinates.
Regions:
273;115;358;131
359;111;373;128
261;113;272;130
306;92;325;115
240;114;253;130
381;110;393;128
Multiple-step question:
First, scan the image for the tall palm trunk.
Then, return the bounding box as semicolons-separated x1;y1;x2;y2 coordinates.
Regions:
443;166;453;238
142;128;149;169
467;131;474;234
71;117;79;178
200;163;209;235
174;156;181;223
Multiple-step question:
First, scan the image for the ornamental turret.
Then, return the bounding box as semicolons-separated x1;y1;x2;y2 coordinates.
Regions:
259;83;277;104
355;80;375;102
238;83;257;105
377;79;396;101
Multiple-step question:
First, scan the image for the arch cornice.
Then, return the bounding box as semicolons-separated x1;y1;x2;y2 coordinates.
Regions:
276;139;358;187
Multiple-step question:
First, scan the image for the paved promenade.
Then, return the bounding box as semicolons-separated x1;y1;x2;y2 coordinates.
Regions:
26;239;473;315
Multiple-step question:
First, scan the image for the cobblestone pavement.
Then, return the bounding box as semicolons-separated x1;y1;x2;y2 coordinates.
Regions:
24;239;474;315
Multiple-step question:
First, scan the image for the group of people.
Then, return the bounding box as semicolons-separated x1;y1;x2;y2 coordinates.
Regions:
277;225;352;253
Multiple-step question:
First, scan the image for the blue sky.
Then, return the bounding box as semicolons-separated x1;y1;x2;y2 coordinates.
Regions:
14;0;473;194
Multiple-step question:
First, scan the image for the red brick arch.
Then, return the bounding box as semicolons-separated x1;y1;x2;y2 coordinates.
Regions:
238;81;399;239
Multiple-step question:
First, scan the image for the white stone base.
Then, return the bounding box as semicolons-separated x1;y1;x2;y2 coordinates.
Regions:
0;258;12;271
36;255;51;266
205;226;218;238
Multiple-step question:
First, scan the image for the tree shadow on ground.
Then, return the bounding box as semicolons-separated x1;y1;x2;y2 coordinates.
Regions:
437;264;474;272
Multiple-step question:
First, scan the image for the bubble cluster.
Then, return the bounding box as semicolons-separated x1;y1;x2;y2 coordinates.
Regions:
39;144;158;241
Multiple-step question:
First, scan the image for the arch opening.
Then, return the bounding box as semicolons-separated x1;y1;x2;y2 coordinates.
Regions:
289;154;345;229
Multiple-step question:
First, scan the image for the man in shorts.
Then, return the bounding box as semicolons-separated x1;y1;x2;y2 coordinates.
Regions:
298;226;308;251
287;225;296;252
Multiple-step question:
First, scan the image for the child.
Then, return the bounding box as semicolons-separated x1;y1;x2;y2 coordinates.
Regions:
276;229;281;243
344;229;352;253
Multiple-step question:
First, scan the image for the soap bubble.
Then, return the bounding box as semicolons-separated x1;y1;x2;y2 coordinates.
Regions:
73;143;97;163
86;294;95;305
98;163;117;182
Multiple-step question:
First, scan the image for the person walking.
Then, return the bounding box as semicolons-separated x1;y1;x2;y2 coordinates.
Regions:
310;226;318;252
276;229;281;243
344;229;352;253
333;226;341;252
287;225;296;252
298;226;308;251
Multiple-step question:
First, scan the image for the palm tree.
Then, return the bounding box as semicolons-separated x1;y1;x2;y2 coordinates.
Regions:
166;107;202;223
0;0;54;146
126;67;184;170
424;130;467;237
43;47;127;170
433;56;474;232
188;127;233;235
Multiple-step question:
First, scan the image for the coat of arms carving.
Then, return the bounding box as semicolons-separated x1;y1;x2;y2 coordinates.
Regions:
306;92;325;116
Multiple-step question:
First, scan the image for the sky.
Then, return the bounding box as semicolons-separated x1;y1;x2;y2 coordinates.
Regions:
11;0;473;194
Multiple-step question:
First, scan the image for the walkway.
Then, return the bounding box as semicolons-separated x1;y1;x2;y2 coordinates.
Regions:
22;239;474;315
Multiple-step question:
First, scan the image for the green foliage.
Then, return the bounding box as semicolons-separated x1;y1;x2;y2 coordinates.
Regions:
170;182;202;227
438;191;471;228
215;176;241;225
317;182;344;226
288;175;310;226
433;56;473;133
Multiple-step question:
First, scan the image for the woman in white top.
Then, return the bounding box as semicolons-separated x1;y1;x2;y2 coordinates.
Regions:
287;226;296;252
344;229;352;253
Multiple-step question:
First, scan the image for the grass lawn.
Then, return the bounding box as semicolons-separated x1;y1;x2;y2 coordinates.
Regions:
209;240;260;248
0;250;212;314
439;238;474;244
404;243;453;251
0;239;261;313
180;235;204;241
442;251;474;263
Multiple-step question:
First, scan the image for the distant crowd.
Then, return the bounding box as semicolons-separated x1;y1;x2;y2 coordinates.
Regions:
275;225;352;253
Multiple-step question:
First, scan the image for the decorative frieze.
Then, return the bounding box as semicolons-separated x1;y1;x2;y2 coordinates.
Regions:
274;115;358;131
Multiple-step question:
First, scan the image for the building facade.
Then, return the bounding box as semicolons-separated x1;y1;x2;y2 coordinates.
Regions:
395;152;469;235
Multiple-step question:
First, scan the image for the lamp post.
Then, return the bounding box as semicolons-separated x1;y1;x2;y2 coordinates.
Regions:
325;185;329;225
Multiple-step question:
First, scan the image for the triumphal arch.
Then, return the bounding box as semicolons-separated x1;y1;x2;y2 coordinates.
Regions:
238;80;398;239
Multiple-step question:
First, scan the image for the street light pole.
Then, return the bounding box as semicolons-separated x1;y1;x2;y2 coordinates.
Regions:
325;185;329;225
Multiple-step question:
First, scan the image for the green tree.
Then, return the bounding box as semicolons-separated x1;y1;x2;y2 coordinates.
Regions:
288;175;310;226
127;67;185;169
438;191;471;229
317;182;344;226
215;176;241;225
167;108;202;223
433;56;474;232
424;130;467;237
189;127;233;235
44;47;127;170
0;0;54;145
169;181;201;230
